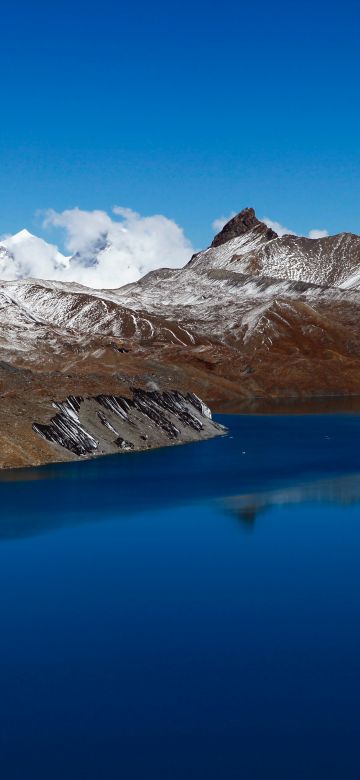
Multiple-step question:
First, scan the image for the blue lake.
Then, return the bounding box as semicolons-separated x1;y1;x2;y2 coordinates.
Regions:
1;413;360;779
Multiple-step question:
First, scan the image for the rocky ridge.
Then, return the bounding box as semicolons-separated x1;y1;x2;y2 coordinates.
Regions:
1;206;360;468
31;390;222;461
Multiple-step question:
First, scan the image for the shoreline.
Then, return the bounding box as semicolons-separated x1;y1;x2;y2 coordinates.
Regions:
0;389;226;472
213;395;360;415
2;392;360;474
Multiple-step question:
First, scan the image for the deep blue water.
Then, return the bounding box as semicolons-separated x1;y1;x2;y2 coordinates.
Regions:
1;413;360;779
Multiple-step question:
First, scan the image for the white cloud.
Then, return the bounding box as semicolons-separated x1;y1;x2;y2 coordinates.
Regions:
44;208;115;255
308;229;329;239
0;207;194;290
262;217;296;237
264;217;329;240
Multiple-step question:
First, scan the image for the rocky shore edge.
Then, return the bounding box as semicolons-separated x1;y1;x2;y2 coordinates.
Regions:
29;389;225;467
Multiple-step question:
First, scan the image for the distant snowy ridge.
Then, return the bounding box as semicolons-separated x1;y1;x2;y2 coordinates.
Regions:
0;205;354;291
0;207;194;289
2;206;360;469
1;230;70;280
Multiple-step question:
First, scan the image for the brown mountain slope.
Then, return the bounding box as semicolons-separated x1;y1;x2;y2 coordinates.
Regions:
1;207;360;467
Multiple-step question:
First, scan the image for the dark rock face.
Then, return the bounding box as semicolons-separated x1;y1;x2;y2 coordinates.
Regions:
131;389;180;438
95;395;131;422
211;207;278;247
144;390;204;431
33;415;97;456
115;437;135;450
32;390;224;460
32;397;97;456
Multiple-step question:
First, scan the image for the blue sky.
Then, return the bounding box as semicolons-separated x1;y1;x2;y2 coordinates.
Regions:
2;0;360;248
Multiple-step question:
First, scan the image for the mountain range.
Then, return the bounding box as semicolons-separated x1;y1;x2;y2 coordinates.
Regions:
1;206;360;468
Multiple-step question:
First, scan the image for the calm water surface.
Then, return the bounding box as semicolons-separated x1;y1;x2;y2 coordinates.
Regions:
1;413;360;779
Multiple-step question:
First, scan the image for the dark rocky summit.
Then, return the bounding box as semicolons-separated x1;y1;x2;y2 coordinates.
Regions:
211;207;278;247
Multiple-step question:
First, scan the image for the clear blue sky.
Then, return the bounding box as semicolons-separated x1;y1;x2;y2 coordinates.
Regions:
1;0;360;247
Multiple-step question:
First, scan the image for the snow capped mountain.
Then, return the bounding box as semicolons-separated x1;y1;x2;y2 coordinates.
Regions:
3;208;360;291
0;207;194;289
2;207;360;352
0;228;141;288
0;229;69;280
189;208;360;289
2;206;360;469
67;234;148;288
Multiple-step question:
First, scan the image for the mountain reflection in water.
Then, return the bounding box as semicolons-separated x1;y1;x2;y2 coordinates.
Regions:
0;411;359;541
223;472;360;530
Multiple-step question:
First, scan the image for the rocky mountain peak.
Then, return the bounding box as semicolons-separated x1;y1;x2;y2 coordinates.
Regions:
2;204;360;469
211;207;278;248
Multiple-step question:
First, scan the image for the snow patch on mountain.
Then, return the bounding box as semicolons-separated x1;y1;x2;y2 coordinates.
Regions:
0;230;70;280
